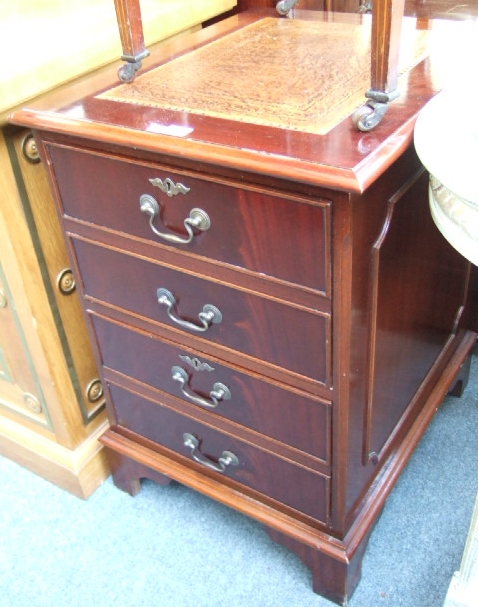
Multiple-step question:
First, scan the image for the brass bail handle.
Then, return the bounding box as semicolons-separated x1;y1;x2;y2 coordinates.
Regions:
139;176;210;244
171;366;231;409
140;194;210;244
157;288;222;333
182;433;239;473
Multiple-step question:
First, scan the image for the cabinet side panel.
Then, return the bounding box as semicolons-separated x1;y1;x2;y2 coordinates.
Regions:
332;147;474;530
362;169;470;463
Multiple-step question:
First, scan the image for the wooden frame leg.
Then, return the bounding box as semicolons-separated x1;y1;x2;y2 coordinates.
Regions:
353;0;405;131
112;0;150;82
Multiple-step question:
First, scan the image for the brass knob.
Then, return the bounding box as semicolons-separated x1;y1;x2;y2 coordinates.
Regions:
57;269;76;295
23;392;42;413
86;379;103;403
21;133;40;164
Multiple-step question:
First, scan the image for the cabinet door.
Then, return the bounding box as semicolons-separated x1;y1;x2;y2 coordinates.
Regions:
0;262;50;427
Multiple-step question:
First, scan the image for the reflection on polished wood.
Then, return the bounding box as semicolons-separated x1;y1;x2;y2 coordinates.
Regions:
404;0;478;19
237;0;478;19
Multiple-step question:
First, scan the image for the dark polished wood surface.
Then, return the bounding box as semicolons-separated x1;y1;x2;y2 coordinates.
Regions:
91;314;332;467
47;143;331;294
405;0;478;18
109;382;330;523
69;236;329;382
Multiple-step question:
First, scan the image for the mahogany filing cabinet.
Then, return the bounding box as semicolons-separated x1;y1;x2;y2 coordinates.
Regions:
10;10;477;604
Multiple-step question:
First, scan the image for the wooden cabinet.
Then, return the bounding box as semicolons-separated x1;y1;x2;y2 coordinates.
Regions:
9;9;476;603
0;128;109;498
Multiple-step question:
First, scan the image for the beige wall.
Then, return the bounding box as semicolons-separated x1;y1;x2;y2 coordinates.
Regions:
1;0;237;114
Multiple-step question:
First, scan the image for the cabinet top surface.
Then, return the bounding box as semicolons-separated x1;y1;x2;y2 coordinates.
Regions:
8;10;473;192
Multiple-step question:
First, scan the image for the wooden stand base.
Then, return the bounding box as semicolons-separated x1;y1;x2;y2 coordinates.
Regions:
0;415;110;499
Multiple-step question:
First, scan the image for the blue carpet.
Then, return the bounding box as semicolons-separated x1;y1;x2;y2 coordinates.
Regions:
1;356;477;607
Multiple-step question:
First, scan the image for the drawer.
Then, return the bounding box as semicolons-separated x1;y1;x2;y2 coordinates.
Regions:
72;238;330;384
91;314;331;464
47;143;330;293
108;382;330;524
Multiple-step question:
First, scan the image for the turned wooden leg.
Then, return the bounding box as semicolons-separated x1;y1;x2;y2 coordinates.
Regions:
266;527;373;606
105;447;172;496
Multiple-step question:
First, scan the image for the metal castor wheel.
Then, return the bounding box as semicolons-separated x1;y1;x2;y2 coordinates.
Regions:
352;101;389;132
117;60;142;83
276;0;299;15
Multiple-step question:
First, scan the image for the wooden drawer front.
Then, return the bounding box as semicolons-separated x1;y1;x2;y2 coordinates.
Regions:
91;315;330;464
48;144;330;293
72;239;329;384
109;383;329;523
